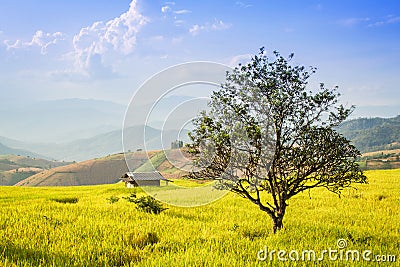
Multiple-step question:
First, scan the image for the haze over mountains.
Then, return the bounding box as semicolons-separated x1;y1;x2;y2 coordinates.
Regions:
0;142;46;159
0;97;399;162
0;97;194;161
0;98;125;143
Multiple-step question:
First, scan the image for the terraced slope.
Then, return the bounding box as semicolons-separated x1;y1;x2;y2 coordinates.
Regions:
15;150;189;186
0;155;68;185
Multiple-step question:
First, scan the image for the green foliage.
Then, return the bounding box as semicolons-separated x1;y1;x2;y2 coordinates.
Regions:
124;194;167;214
106;196;119;204
188;48;366;232
171;140;184;149
338;115;400;152
51;197;79;204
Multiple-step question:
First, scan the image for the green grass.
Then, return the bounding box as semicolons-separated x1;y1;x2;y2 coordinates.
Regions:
0;169;399;266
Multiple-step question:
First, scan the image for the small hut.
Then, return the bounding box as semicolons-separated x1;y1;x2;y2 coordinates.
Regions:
120;172;170;187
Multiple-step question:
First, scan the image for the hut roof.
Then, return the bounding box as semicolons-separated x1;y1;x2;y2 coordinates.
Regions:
120;171;168;182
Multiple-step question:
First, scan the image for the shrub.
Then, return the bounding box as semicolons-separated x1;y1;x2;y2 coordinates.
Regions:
107;196;120;204
131;232;159;248
51;197;79;204
124;194;167;214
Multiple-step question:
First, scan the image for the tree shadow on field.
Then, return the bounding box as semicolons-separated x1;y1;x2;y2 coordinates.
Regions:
0;242;73;266
0;241;143;266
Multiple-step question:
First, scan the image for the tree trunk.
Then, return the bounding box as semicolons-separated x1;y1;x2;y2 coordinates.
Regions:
273;215;284;234
272;204;286;233
259;201;286;233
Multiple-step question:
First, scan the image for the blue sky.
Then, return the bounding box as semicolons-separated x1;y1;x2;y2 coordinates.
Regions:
0;0;399;117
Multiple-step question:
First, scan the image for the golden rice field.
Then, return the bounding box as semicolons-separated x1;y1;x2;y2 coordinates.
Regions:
0;169;399;266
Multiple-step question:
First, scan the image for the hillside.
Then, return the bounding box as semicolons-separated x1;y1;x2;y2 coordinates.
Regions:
14;115;400;186
338;115;400;152
1;125;189;162
0;155;69;185
16;149;192;186
357;149;400;170
2;115;398;162
15;153;132;186
0;142;47;159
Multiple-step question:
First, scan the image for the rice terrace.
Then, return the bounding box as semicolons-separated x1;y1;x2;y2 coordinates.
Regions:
0;169;398;266
1;0;400;266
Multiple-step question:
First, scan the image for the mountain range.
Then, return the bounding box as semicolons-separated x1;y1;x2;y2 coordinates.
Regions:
0;98;126;143
0;97;194;161
338;115;400;153
0;125;189;162
0;142;46;158
2;114;398;187
0;97;398;161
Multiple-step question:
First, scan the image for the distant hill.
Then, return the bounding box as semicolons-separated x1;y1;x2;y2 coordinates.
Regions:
0;142;47;159
0;125;190;162
338;115;400;153
0;96;204;144
16;149;191;186
0;98;125;143
357;149;400;170
14;114;400;187
0;155;69;186
15;153;132;186
2;113;399;162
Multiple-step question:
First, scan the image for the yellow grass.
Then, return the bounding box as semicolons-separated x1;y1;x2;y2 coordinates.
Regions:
0;169;399;266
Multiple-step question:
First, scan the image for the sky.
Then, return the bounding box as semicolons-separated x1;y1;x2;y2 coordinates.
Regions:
0;0;399;117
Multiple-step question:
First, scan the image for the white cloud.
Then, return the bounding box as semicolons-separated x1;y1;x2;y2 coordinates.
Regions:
189;25;203;36
211;20;231;31
4;30;66;55
338;17;370;27
161;3;190;27
368;15;400;27
235;1;252;8
174;9;191;15
2;0;147;80
190;19;231;36
229;53;252;66
338;15;400;28
72;0;147;74
174;20;185;26
161;2;179;13
161;5;171;13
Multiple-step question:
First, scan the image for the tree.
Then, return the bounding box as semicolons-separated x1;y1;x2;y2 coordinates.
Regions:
171;140;184;149
187;48;367;233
